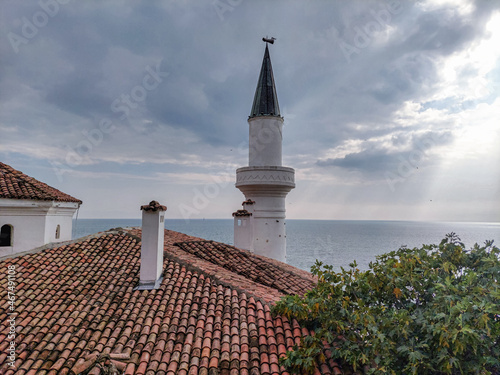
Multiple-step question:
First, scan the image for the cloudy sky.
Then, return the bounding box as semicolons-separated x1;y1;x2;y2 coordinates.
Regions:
1;0;499;221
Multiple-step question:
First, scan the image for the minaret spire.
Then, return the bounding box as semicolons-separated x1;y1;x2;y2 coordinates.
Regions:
250;41;280;118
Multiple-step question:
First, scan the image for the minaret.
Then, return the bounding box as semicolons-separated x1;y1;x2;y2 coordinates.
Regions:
233;40;295;263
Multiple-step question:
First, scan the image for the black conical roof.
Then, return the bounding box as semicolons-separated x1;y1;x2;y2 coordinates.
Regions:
249;44;281;118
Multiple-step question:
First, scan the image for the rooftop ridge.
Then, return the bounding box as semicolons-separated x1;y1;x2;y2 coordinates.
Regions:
0;228;128;260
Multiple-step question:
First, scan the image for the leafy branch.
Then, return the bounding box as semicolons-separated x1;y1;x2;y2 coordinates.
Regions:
273;233;500;374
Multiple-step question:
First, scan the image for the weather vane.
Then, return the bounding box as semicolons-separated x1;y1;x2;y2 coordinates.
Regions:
262;36;276;44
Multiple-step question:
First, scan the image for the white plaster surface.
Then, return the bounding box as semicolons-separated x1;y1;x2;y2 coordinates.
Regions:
0;199;79;257
234;109;295;262
139;209;165;288
248;116;283;167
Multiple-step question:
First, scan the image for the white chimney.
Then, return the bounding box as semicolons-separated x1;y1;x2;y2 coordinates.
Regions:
137;200;166;290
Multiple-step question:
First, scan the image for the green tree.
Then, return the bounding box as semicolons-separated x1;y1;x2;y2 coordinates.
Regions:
273;234;500;374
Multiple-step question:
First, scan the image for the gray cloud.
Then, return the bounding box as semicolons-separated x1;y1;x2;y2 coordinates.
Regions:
317;130;454;173
0;0;499;220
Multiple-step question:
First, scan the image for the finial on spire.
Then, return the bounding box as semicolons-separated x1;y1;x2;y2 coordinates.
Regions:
262;36;276;44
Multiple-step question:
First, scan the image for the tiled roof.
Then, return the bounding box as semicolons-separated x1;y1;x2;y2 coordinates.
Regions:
0;229;346;375
0;162;82;203
173;241;314;297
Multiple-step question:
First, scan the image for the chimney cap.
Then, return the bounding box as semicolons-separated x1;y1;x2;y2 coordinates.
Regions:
232;209;252;217
141;200;167;212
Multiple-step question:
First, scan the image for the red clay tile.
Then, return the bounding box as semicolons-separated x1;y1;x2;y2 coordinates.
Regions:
0;229;346;374
0;162;81;203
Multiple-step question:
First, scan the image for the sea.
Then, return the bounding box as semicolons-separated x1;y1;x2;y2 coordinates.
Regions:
72;219;500;272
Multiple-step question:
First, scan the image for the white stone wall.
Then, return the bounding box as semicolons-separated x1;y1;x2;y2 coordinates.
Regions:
233;215;254;252
234;105;295;262
0;199;79;257
235;165;295;262
239;195;287;262
248;116;283;167
45;205;79;243
0;214;46;257
252;215;287;262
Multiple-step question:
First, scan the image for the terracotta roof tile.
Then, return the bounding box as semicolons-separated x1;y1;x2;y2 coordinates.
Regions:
232;209;252;217
0;162;81;203
172;239;315;297
0;229;347;374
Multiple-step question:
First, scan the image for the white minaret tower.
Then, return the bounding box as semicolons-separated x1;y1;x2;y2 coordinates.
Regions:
233;39;295;263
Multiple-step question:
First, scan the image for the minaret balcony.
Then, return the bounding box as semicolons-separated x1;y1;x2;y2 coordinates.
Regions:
236;166;295;191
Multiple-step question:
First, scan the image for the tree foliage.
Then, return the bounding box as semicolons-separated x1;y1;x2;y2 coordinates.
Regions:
273;234;500;374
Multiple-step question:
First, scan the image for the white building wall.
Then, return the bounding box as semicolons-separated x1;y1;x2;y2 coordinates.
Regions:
252;217;287;262
0;199;79;257
248;116;283;167
244;195;287;262
233;215;254;251
235;165;294;263
45;206;78;243
0;213;47;257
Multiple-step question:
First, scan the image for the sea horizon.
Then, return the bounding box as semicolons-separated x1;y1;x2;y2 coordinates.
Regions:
73;218;500;272
75;217;500;223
